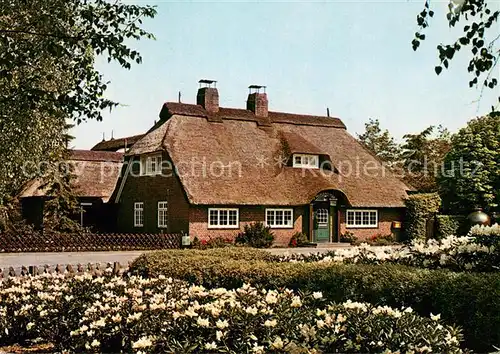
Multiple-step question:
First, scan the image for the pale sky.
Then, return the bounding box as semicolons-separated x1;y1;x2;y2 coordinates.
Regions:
71;0;500;149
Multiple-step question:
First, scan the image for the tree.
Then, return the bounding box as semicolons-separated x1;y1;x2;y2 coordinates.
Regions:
439;115;499;213
412;0;499;114
357;118;401;166
400;125;452;192
0;0;156;207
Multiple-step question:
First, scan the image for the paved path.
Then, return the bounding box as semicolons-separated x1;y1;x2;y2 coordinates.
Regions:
0;245;350;270
0;251;150;270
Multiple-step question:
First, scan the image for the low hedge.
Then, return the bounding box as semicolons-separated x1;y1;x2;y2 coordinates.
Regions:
131;249;500;352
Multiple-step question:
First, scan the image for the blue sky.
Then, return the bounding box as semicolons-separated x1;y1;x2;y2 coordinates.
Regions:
71;0;499;149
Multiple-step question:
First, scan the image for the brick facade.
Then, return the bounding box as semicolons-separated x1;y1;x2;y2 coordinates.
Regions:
338;208;405;241
116;152;190;234
116;152;404;244
189;205;304;246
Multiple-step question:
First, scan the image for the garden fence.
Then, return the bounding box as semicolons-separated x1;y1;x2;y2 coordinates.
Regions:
0;261;129;278
0;232;181;252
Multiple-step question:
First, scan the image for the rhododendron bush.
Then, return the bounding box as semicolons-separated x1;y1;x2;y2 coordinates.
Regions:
0;273;464;353
280;225;500;272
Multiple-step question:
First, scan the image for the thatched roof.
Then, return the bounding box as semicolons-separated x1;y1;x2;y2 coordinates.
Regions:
128;103;409;207
20;150;123;202
91;134;145;152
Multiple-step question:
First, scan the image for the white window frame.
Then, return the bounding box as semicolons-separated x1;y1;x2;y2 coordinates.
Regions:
158;201;168;228
134;202;144;227
265;208;294;228
346;209;378;228
140;153;162;176
208;208;239;229
292;154;319;169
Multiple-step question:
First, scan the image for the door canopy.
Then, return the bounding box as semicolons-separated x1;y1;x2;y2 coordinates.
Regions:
312;190;350;207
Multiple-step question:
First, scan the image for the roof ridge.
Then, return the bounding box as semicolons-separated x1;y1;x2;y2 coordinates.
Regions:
163;102;346;129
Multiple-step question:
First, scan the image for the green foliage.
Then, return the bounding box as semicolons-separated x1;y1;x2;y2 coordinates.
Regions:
41;157;83;232
191;235;234;249
412;0;499;114
288;232;309;247
235;222;275;248
400;125;451;192
365;233;396;245
130;249;500;352
439;115;500;214
340;231;358;244
404;193;442;240
0;0;156;204
0;274;464;353
436;215;468;238
356;118;401;166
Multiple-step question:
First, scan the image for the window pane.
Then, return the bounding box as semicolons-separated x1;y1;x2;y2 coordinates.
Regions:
369;212;377;225
362;211;370;225
151;157;156;173
220;210;228;225
347;211;354;225
267;210;274;226
276;210;283;225
209;210;218;225
284;210;292;226
355;211;362;225
228;210;237;225
317;209;328;224
294;156;301;165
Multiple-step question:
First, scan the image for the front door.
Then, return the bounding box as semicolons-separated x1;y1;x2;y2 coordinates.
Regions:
314;207;330;243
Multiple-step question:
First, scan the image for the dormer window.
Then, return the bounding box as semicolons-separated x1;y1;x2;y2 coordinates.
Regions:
292;154;319;169
140;153;162;176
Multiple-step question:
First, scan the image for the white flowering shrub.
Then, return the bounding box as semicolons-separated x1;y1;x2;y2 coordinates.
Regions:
0;273;464;353
281;225;500;272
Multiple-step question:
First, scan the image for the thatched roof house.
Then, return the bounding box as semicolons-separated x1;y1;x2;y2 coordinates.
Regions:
115;81;409;244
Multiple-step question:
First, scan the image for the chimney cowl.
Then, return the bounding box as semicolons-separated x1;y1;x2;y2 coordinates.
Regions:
197;79;219;113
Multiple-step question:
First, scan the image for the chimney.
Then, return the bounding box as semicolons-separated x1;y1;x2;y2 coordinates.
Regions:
247;85;268;117
197;79;219;113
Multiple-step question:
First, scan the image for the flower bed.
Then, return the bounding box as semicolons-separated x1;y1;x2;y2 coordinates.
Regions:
0;273;464;353
280;225;500;272
131;247;500;351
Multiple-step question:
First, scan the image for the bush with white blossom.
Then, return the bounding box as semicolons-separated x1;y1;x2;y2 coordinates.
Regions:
280;224;500;272
0;272;464;353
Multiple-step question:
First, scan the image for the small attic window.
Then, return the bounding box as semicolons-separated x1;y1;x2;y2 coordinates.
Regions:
140;153;162;176
292;154;319;169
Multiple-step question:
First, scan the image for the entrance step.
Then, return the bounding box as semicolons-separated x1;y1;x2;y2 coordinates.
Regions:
315;242;351;248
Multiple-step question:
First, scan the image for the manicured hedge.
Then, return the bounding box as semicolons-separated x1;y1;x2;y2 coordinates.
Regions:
403;193;441;240
435;215;468;238
131;248;500;352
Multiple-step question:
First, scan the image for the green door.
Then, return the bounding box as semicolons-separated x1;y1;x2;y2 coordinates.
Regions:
314;208;330;242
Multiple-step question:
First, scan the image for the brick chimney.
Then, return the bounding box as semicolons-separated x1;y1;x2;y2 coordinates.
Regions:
247;85;268;117
197;79;219;113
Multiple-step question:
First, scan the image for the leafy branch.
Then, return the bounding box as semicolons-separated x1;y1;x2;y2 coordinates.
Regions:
412;0;500;115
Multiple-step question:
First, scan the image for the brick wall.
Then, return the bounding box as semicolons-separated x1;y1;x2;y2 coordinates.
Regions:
116;152;190;234
339;208;405;241
189;206;304;246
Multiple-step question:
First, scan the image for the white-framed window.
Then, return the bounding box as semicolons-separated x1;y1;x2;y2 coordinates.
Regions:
315;209;329;225
134;202;144;227
346;209;378;228
292;154;319;169
208;208;239;228
158;201;168;228
265;208;293;228
140;153;162;176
